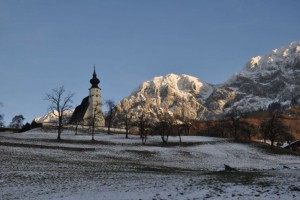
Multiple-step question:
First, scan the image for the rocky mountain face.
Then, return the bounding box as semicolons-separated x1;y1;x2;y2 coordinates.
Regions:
221;40;300;114
117;40;300;120
116;74;215;121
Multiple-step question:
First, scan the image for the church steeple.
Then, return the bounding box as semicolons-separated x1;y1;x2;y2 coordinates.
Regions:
90;65;100;88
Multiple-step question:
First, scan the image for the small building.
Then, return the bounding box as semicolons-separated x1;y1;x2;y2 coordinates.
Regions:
70;66;105;127
283;139;300;151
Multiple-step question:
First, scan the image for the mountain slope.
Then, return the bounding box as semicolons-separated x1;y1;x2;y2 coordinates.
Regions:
220;40;300;113
34;110;74;124
117;40;300;120
117;74;214;120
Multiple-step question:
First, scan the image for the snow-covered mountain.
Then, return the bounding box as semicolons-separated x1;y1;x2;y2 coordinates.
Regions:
34;110;74;124
116;74;214;120
117;40;300;120
220;40;300;114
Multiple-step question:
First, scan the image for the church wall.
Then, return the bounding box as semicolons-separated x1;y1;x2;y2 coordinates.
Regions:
83;87;105;126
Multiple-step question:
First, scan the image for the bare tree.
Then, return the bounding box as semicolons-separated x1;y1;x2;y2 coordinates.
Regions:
135;100;155;144
178;97;195;135
124;111;131;138
214;120;230;138
119;110;132;139
240;121;256;141
260;120;269;143
156;111;171;144
204;120;213;136
9;115;25;129
260;114;289;149
71;118;83;135
226;108;242;140
45;86;74;140
172;113;184;143
138;113;152;144
86;102;103;141
0;114;5;128
0;102;4;127
260;102;294;149
105;100;116;135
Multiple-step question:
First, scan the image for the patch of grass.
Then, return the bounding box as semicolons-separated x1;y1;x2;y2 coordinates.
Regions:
143;140;230;148
257;181;273;187
125;150;156;157
251;142;300;156
135;165;195;174
41;138;117;146
0;141;96;151
205;171;267;185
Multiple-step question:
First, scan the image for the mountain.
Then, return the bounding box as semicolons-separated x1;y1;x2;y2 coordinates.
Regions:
116;74;214;120
117;40;300;120
34;110;74;124
220;40;300;113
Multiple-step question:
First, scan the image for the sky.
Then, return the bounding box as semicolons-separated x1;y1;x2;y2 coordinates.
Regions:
0;0;300;124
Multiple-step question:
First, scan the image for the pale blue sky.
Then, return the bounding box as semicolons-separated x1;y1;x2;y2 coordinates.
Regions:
0;0;299;124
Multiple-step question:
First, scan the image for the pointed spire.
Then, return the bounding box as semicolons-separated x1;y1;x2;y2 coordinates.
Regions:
93;64;97;77
90;65;100;88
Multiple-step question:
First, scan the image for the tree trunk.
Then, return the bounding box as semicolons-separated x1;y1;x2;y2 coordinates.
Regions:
57;127;61;140
57;117;62;140
108;125;111;135
107;118;111;135
270;140;274;150
125;128;128;139
125;117;129;138
178;130;182;143
234;126;238;141
92;119;95;141
161;133;168;144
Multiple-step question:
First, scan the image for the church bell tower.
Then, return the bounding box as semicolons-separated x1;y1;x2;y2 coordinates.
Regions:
83;65;105;126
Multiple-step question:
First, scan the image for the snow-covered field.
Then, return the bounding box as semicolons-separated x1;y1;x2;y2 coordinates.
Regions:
1;129;300;200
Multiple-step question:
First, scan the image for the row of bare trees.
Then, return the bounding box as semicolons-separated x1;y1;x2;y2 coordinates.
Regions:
43;86;299;148
112;99;198;144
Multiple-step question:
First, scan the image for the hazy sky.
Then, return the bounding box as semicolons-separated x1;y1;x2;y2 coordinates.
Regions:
0;0;299;124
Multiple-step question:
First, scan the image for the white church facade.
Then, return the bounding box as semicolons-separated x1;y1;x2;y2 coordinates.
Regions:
70;66;105;126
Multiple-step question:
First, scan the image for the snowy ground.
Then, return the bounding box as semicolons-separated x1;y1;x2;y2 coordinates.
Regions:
0;129;300;200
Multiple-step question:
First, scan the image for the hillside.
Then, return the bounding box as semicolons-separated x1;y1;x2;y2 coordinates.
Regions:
1;130;300;199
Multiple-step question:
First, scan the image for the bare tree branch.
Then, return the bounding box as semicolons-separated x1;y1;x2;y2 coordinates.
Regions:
44;86;74;140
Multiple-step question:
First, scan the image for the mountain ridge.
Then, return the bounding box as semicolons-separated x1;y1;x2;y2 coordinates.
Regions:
117;40;300;120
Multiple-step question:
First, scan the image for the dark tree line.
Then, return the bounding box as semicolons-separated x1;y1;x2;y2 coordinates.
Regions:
260;102;294;149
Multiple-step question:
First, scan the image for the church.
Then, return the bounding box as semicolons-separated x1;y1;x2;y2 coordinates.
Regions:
69;66;105;126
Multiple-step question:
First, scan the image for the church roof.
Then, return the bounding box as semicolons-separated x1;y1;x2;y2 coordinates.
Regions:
69;96;89;124
90;65;100;89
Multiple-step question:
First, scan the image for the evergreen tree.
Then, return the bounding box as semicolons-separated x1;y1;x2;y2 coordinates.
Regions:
9;115;25;129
